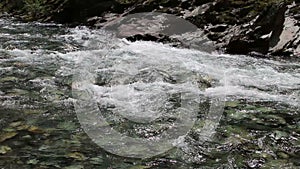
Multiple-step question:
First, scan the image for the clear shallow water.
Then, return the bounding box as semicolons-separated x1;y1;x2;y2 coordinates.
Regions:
0;18;299;168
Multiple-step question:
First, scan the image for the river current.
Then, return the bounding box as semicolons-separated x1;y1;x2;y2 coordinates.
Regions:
0;18;299;168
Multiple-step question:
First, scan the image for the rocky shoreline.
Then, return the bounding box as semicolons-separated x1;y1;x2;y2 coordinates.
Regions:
1;0;299;58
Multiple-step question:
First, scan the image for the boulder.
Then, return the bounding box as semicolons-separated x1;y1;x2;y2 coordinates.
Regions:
269;17;300;55
295;44;300;57
102;12;215;52
225;2;288;55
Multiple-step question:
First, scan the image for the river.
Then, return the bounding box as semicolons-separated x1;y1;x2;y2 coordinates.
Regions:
0;17;299;168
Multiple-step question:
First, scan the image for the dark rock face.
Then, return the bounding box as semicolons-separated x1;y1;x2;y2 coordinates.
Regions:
0;0;299;58
225;2;287;55
53;0;117;23
183;0;300;57
270;17;299;55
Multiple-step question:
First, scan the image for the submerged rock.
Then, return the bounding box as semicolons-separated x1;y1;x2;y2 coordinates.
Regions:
0;131;18;143
0;146;12;154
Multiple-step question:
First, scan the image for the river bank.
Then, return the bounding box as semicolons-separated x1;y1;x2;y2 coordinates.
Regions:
1;0;300;58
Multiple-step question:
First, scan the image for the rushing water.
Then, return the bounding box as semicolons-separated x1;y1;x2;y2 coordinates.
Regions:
0;17;299;168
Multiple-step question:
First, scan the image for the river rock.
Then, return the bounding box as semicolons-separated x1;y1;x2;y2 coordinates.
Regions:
225;2;287;54
269;17;300;55
183;3;213;19
125;33;184;47
171;30;216;52
295;44;300;56
102;12;215;52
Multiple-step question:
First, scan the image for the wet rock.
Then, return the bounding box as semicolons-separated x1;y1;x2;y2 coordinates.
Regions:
90;13;119;27
125;0;182;15
208;24;228;33
223;1;300;57
26;159;39;165
66;152;86;161
171;30;216;52
225;38;252;54
247;158;265;168
253;2;287;37
126;33;184;47
21;135;32;140
131;67;177;84
101;12;216;52
270;17;300;55
248;51;268;58
9;121;23;128
295;44;300;56
28;126;45;134
257;114;287;127
63;165;84;169
225;2;288;55
272;130;288;140
227;110;251;121
187;0;285;28
206;32;224;41
277;152;289;159
225;101;240;108
104;12;198;38
53;0;117;24
57;121;77;131
183;3;212;18
0;132;18;143
0;0;117;23
89;156;104;165
0;146;12;154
